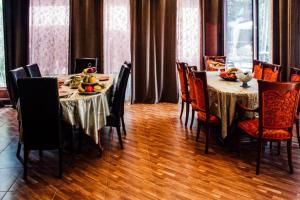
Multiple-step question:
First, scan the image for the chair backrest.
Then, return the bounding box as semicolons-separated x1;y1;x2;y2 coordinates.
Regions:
24;63;42;77
253;60;263;80
262;62;281;82
192;71;210;121
111;64;131;118
120;61;132;115
186;66;197;101
74;58;98;74
176;62;189;100
8;67;28;107
204;55;226;71
258;80;300;137
290;67;300;82
18;77;62;150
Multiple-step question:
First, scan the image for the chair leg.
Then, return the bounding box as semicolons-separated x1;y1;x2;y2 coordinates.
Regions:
256;140;263;175
58;148;63;178
23;149;29;180
116;126;123;149
205;126;211;154
190;110;195;129
121;116;127;135
180;101;184;119
16;142;21;159
196;121;201;142
270;141;272;151
296;120;300;148
277;141;281;155
78;128;83;153
185;102;190;127
287;140;293;174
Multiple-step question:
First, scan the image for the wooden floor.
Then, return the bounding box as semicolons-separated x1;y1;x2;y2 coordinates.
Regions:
1;103;300;200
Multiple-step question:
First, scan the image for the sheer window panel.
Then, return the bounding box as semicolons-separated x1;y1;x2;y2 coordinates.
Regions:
104;0;131;101
258;0;271;62
176;0;201;67
225;0;253;71
29;0;69;76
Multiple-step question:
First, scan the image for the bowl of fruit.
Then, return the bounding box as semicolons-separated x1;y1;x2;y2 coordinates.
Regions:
78;82;105;95
219;68;240;81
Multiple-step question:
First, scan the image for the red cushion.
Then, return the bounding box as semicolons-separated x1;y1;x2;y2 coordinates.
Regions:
263;68;279;82
238;119;292;140
253;65;262;80
197;111;219;124
191;101;199;110
291;74;300;82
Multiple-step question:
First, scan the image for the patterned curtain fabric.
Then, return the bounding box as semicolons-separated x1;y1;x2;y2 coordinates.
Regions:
103;0;131;74
176;0;201;67
29;0;69;75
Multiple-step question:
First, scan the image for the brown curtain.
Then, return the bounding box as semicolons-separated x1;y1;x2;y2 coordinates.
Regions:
130;0;178;103
3;0;29;100
272;0;300;80
70;0;104;73
203;0;223;65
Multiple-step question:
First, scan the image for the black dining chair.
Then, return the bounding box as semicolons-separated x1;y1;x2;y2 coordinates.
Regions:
119;61;132;135
8;67;28;108
18;77;63;179
105;64;131;149
24;63;42;77
74;58;98;74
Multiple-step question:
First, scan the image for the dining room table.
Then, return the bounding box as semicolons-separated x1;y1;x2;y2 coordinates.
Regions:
57;74;114;146
206;71;259;139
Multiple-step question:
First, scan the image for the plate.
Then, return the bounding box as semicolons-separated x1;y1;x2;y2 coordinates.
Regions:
98;76;110;81
79;91;100;95
59;90;71;97
220;76;237;81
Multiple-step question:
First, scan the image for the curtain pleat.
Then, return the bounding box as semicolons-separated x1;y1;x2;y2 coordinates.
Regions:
3;0;29;101
203;0;223;60
69;0;104;73
272;0;300;80
130;0;178;103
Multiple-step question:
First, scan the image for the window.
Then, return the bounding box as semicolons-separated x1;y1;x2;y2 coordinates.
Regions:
29;0;69;75
225;0;253;70
103;0;131;74
176;0;201;66
225;0;272;70
0;0;5;86
258;0;271;62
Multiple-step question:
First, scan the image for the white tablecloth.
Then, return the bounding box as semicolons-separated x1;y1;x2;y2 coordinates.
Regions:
206;72;258;138
58;74;114;144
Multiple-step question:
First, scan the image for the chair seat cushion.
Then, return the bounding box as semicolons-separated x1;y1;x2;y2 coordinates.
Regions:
197;111;219;124
238;119;292;140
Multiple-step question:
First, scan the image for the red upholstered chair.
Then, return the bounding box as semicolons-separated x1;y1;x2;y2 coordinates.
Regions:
238;80;300;174
204;56;226;71
290;67;300;147
290;67;300;82
262;62;281;82
176;62;190;126
192;71;219;153
252;60;263;80
186;66;198;128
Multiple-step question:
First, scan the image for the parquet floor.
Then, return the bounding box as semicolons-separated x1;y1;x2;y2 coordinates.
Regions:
1;103;300;200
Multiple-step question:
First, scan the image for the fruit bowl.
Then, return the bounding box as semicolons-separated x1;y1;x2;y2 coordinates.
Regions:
78;82;105;95
219;68;240;81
